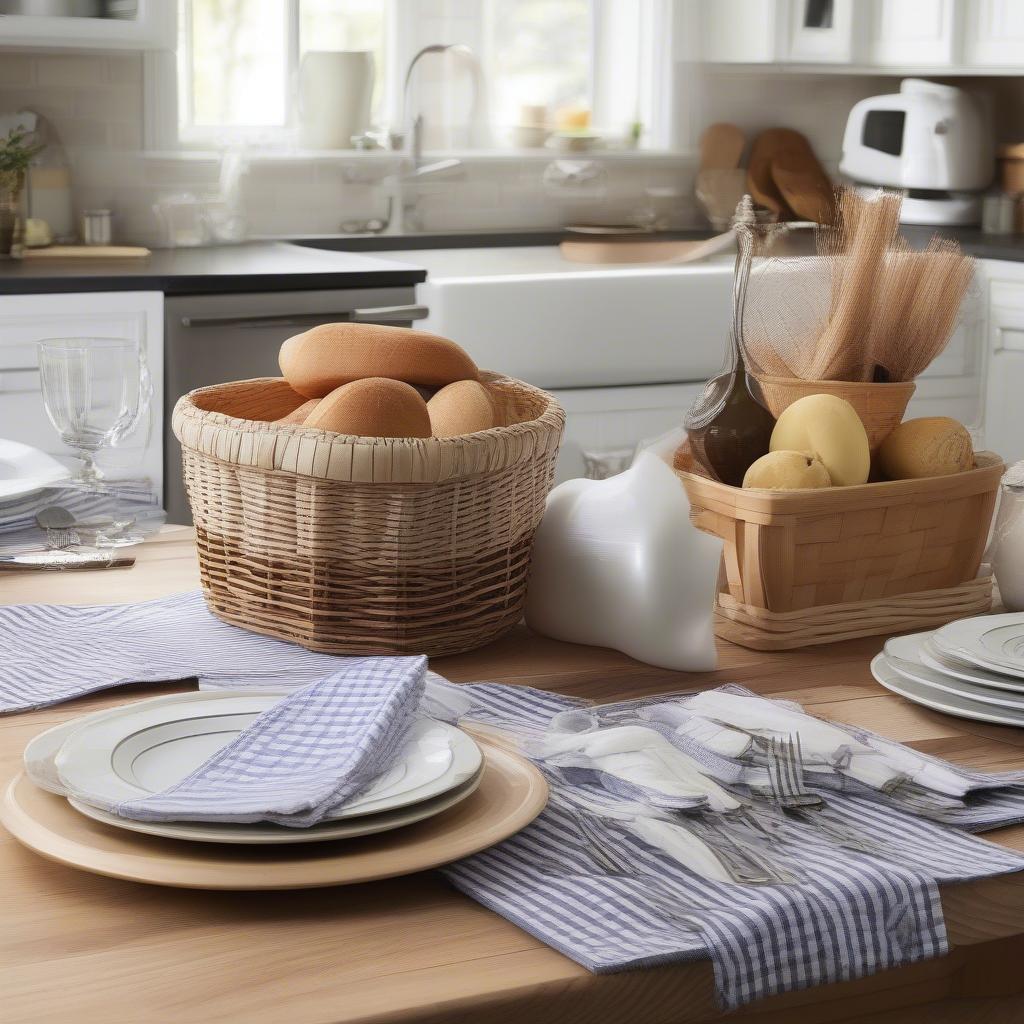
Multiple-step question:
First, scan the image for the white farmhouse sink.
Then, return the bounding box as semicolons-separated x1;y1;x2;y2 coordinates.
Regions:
380;246;735;389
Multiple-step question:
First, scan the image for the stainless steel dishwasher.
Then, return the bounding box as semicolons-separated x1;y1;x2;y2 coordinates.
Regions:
164;286;427;524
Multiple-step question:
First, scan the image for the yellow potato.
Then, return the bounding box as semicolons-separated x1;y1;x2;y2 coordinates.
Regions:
878;417;973;480
770;394;870;486
742;450;832;490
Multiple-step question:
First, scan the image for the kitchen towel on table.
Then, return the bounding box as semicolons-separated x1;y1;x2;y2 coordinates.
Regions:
8;594;1024;1008
0;590;400;713
68;659;426;827
430;679;1024;1010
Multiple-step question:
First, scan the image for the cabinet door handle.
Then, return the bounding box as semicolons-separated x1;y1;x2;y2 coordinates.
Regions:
180;305;429;329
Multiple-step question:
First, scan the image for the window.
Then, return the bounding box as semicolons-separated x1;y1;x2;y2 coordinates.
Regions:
177;0;388;146
160;0;671;152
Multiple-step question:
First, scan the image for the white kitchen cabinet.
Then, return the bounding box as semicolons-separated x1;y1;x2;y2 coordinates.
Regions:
868;0;959;66
980;260;1024;465
785;0;856;62
701;0;782;63
0;291;164;499
0;1;174;50
963;0;1024;66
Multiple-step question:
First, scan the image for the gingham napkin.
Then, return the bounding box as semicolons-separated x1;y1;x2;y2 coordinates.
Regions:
75;657;427;827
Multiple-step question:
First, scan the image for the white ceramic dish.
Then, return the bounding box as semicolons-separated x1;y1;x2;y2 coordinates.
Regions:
886;631;1024;694
933;613;1024;678
881;649;1024;711
50;691;481;821
0;439;69;502
871;653;1024;727
67;767;483;845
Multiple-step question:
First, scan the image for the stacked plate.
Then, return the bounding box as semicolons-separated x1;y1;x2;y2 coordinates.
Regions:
871;613;1024;727
24;691;484;845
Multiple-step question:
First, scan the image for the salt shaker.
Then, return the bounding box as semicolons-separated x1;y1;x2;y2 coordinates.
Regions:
991;461;1024;611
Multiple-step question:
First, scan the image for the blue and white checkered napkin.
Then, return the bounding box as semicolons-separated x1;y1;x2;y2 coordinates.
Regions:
104;657;427;827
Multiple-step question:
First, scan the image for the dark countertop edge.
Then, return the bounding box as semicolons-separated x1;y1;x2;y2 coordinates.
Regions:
287;229;711;252
0;268;426;297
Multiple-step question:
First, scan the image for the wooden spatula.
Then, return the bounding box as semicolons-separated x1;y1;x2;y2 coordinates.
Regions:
746;128;817;219
699;123;745;171
771;153;836;224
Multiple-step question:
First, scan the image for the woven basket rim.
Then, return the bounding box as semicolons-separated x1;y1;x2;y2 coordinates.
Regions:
174;371;560;442
679;450;1004;512
172;371;565;485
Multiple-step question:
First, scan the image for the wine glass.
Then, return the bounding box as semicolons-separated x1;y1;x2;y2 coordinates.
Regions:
37;337;147;488
37;337;150;547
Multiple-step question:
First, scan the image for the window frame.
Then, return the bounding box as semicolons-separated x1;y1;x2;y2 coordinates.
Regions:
144;0;677;155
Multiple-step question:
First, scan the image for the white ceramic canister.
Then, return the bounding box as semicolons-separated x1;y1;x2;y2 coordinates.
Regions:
991;461;1024;612
299;51;375;150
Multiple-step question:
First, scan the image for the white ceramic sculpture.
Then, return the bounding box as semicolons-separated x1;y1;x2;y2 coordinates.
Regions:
525;433;723;671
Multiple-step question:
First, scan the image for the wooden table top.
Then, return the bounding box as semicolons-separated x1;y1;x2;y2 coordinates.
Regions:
5;526;1024;1024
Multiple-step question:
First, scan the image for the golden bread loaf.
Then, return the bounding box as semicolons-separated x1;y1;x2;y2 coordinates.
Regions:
273;398;319;425
427;379;496;437
303;377;432;438
279;323;479;399
878;417;974;479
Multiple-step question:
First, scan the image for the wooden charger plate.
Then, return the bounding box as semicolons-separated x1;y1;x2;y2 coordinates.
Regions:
0;738;547;890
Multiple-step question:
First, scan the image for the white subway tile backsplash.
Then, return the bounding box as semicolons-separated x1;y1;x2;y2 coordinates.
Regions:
35;54;105;88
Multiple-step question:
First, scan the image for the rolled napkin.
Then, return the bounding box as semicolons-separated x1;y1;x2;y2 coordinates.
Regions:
62;657;427;827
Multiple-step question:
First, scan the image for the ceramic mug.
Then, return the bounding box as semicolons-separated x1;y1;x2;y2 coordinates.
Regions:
298;50;375;150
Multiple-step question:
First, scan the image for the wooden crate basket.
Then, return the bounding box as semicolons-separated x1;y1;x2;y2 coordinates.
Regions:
172;373;565;657
677;453;1004;648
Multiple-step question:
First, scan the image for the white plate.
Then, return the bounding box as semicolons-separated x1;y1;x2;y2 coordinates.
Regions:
886;631;1024;694
66;767;484;845
0;439;69;502
51;691;481;821
880;647;1024;712
871;653;1024;728
932;613;1024;678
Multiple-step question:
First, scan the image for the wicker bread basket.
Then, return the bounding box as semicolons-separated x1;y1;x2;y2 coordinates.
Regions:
172;373;565;656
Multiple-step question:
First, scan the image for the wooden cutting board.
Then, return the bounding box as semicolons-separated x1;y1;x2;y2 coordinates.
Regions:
24;245;151;260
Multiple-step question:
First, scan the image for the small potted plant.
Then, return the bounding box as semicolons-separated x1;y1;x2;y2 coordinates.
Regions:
0;126;45;258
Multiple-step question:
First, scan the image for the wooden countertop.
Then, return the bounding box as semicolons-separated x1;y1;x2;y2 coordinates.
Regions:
4;526;1024;1024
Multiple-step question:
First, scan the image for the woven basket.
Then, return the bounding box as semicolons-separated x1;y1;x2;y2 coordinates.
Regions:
678;452;1003;614
172;373;565;656
751;375;915;454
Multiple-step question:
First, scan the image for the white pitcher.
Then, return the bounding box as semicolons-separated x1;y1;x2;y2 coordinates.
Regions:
299;51;374;150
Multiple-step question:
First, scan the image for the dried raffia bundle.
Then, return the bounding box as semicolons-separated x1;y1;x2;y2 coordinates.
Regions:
738;187;974;384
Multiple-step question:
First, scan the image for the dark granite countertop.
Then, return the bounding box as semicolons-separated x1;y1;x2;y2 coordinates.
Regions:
2;227;1022;299
0;241;426;296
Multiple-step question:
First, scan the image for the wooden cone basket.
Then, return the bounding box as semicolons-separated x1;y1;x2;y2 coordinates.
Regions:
752;375;916;454
172;374;565;656
677;452;1003;650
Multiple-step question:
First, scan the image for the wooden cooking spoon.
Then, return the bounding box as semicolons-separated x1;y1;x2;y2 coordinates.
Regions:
771;152;836;224
746;128;817;219
699;122;745;171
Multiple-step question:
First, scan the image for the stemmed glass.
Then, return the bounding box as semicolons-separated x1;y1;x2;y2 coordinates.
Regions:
37;337;151;546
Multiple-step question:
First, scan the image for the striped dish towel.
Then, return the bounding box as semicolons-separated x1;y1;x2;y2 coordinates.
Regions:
0;591;371;712
429;679;1024;1010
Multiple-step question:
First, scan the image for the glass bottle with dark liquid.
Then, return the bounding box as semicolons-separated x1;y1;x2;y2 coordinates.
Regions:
686;339;775;486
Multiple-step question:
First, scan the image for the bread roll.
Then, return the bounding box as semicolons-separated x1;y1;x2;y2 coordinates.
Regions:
878;417;973;480
279;323;478;399
273;399;319;425
304;378;432;438
427;380;496;437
